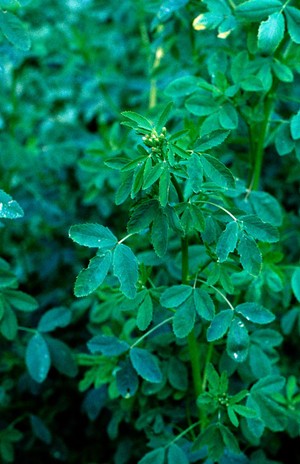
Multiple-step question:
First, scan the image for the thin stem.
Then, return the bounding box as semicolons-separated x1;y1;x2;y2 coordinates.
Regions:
130;317;173;349
149;46;164;109
171;175;203;405
249;94;274;192
195;200;237;222
187;331;203;398
168;420;202;446
197;278;234;311
18;326;36;334
118;233;134;245
202;343;214;392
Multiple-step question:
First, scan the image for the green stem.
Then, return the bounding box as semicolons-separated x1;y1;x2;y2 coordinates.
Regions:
168;420;202;446
130;317;173;349
249;94;274;191
18;326;36;334
171;175;202;402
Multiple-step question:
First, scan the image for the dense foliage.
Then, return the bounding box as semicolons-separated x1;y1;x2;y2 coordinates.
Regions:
1;0;300;462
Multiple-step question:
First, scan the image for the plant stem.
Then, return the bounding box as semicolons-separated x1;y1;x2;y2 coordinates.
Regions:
171;175;202;402
249;94;274;191
130;317;173;349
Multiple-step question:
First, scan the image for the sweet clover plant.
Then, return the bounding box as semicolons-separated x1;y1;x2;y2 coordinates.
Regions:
1;0;300;462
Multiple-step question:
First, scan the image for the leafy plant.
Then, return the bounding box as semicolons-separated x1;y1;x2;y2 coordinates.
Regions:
1;0;300;462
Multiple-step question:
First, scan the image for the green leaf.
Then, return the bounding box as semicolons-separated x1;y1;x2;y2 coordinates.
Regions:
216;221;239;262
250;376;287;431
249;344;272;377
116;359;139;398
143;162;165;190
25;334;51;383
138;448;165;464
258;13;285;54
0;190;24;219
87;335;129;356
30;415;52;444
137;292;153;331
291;268;300;302
121;155;148;172
164;75;198;97
159;168;170;207
272;60;294;82
232;404;257;419
127;199;157;234
168;443;188;464
218;423;240;455
173;296;196;338
181;204;205;234
151;209;169;257
275;123;295;155
235;0;282;21
0;10;30;51
193;424;224;459
281;307;299;334
69;224;117;249
193;288;215;320
131;163;145;198
226;317;249;363
196;131;230;152
46;336;78;378
189;204;205;232
205;363;220;390
227;406;239;427
290;109;300;140
240;215;279;242
130;348;162;383
187;153;203;193
0;259;17;288
0;305;17;340
185;94;218;116
74;252;112;297
248;191;282;226
235;302;275;324
156;102;173;132
115;171;133;205
167;357;188;391
121;111;153;130
160;285;193;308
0;0;21;7
238;234;262;276
113;244;139;299
219;104;238;130
38;307;72;333
252;375;286;395
200;153;235;189
285;6;300;44
207;309;234;342
4;289;38;312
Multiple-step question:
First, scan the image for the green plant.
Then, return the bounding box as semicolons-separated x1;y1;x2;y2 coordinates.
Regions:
68;1;300;461
1;0;300;463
